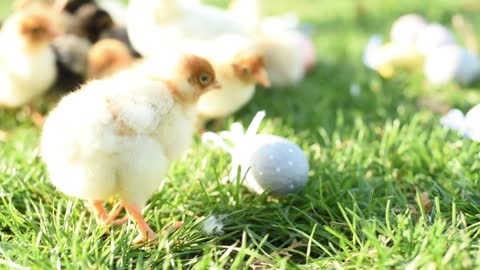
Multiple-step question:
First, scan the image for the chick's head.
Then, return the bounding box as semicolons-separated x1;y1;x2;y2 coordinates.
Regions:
172;54;221;104
19;13;58;47
87;39;133;79
62;0;95;13
232;53;270;88
76;3;114;42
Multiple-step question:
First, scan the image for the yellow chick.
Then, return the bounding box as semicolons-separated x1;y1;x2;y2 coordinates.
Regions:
363;36;424;78
372;43;424;78
87;38;135;79
0;7;59;108
186;35;270;128
41;53;220;244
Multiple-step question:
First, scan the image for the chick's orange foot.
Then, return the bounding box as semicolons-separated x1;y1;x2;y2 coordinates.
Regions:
90;200;128;226
123;203;158;244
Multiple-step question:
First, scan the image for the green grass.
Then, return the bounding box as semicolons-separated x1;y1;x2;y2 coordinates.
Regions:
2;0;480;269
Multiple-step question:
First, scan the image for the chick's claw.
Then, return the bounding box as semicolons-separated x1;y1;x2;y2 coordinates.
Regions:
123;203;158;244
132;230;158;245
90;200;127;227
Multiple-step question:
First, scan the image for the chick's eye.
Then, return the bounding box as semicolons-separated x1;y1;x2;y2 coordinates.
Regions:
198;72;211;85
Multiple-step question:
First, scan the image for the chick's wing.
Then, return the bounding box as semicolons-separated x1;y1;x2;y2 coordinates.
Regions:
104;93;175;136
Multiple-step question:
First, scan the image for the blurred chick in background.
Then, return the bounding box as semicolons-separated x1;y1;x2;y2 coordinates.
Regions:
41;52;220;244
126;0;248;57
0;5;58;108
127;0;315;89
63;2;114;43
228;0;316;87
87;38;135;79
50;0;137;90
188;35;270;129
52;34;91;91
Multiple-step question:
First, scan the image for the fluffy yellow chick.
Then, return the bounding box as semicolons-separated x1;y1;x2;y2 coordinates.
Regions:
190;35;270;128
0;7;59;108
368;42;424;78
127;0;248;57
87;38;135;79
41;53;220;244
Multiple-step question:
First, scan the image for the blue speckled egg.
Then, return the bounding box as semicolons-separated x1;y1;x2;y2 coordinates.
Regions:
231;134;309;196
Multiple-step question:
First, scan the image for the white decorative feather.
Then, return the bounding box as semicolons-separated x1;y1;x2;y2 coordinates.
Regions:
202;111;309;196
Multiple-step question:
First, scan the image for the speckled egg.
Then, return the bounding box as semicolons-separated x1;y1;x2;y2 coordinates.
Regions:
390;14;427;46
231;134;309;196
425;45;480;86
415;23;455;55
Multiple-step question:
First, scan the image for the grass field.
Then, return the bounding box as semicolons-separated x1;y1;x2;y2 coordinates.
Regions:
2;0;480;269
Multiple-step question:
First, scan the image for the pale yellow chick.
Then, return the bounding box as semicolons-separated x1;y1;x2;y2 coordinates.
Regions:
0;7;59;108
127;0;248;57
367;42;424;79
184;35;270;129
41;52;220;244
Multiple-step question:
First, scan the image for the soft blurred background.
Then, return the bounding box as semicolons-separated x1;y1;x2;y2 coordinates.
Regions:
1;0;480;269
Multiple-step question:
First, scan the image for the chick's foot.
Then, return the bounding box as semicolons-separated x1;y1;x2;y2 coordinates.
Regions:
123;203;158;244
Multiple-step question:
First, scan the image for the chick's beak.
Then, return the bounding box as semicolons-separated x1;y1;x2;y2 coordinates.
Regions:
254;68;271;88
211;80;222;90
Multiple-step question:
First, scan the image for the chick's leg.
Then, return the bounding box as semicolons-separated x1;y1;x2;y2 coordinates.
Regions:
122;203;158;244
105;203;129;226
90;200;128;226
91;200;109;221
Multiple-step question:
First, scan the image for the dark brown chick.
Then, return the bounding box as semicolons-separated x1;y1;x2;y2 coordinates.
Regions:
64;3;114;43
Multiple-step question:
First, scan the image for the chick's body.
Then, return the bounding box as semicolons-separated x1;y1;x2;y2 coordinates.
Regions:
42;71;193;208
0;42;56;107
197;79;254;118
0;11;57;107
